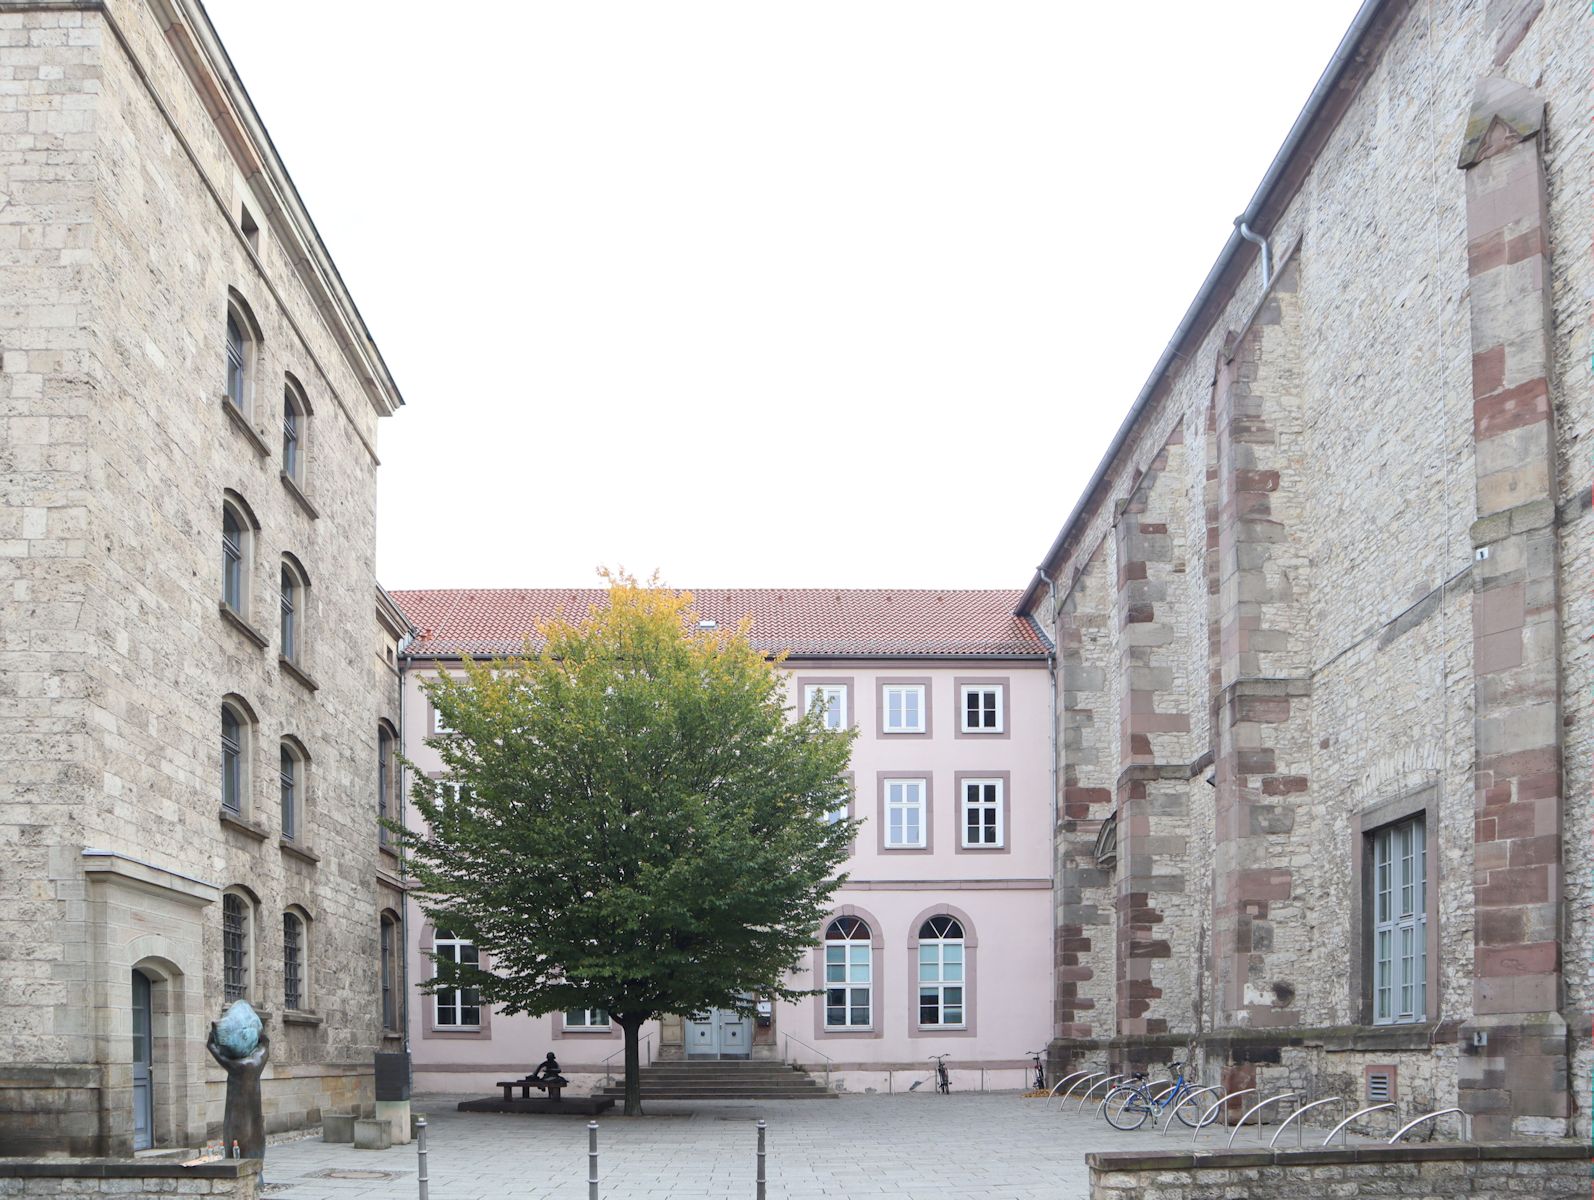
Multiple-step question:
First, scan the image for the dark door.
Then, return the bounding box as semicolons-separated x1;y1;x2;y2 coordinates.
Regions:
131;970;152;1151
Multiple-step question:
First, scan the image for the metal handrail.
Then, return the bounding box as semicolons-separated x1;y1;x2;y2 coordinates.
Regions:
1061;1071;1106;1105
1191;1088;1255;1145
600;1033;654;1087
1162;1085;1220;1133
1048;1069;1100;1109
781;1034;834;1091
1226;1093;1297;1149
1077;1073;1129;1113
1388;1108;1465;1144
1322;1102;1394;1146
1269;1096;1344;1148
1099;1076;1170;1117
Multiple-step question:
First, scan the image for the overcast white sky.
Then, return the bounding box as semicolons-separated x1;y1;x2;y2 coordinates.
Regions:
204;1;1365;592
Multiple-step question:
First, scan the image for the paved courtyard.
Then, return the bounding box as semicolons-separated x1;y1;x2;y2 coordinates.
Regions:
259;1090;1270;1200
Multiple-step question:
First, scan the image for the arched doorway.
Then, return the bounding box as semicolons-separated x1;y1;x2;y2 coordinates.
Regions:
131;969;153;1151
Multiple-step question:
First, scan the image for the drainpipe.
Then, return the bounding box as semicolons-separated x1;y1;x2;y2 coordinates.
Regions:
1234;218;1271;290
395;631;414;1059
1038;569;1061;1060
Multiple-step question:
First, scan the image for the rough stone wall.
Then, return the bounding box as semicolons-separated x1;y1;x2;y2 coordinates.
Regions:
0;0;402;1153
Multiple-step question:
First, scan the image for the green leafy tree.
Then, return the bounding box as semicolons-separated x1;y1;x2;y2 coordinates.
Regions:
392;573;857;1115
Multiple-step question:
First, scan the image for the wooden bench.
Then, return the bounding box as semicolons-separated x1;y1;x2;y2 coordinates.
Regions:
497;1076;563;1103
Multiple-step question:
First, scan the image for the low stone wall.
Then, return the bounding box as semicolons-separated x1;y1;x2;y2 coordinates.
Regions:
0;1158;260;1197
1088;1143;1586;1199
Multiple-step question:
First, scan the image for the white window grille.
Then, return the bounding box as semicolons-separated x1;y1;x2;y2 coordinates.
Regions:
884;778;926;847
1371;815;1426;1025
824;916;872;1028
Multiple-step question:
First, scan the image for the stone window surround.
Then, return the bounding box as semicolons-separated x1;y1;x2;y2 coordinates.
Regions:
281;904;313;1014
1350;784;1441;1028
278;553;310;669
876;772;932;854
953;771;1011;854
379;909;402;1035
906;903;977;1039
953;676;1011;739
876;677;932;738
220;693;259;821
278;734;310;844
220;884;260;1007
224;287;262;423
794;675;856;731
220;490;260;623
281;370;311;487
811;903;885;1042
418;922;492;1040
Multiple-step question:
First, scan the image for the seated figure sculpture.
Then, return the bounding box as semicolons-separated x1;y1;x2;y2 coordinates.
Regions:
529;1052;568;1087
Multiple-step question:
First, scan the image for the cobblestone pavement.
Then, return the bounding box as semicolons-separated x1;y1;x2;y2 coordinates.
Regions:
259;1090;1297;1200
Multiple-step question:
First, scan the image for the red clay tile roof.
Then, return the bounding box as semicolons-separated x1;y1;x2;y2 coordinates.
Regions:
392;588;1050;660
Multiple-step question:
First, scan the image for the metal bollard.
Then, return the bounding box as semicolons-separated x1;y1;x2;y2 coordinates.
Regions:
756;1120;766;1200
587;1120;599;1200
415;1117;428;1200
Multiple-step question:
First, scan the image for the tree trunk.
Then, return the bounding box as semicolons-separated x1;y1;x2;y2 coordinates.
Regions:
619;1014;644;1117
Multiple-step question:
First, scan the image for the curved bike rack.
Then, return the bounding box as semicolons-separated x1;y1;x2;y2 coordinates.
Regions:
1096;1076;1167;1118
1388;1108;1465;1144
1161;1084;1220;1134
1060;1071;1107;1107
1048;1069;1100;1110
1191;1088;1256;1145
1226;1093;1298;1149
1077;1073;1129;1113
1322;1102;1394;1147
1269;1096;1344;1149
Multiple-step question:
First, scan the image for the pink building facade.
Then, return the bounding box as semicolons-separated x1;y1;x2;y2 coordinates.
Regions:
392;589;1054;1093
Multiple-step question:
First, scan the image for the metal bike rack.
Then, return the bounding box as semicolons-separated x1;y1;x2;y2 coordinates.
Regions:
1060;1071;1107;1107
1269;1096;1344;1149
1191;1088;1256;1146
1161;1085;1220;1134
1322;1102;1394;1147
1226;1093;1298;1149
1048;1069;1100;1110
1078;1073;1129;1113
1096;1076;1167;1118
1388;1107;1466;1144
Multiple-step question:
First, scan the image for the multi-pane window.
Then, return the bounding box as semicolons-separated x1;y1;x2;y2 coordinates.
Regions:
283;911;304;1011
960;685;1003;733
823;916;872;1028
433;931;481;1027
279;746;297;839
379;915;397;1030
1372;815;1427;1025
961;778;1003;847
884;778;926;848
225;315;246;409
222;507;244;611
804;684;847;731
282;389;301;479
280;567;297;661
221;707;243;814
882;685;925;733
564;1008;609;1028
917;916;965;1027
432;703;453;736
222;893;249;1002
377;727;393;845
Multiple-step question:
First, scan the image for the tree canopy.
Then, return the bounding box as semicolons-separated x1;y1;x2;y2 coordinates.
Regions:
391;574;858;1114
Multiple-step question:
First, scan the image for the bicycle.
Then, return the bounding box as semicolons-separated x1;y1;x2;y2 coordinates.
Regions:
1026;1050;1046;1092
1102;1060;1202;1130
929;1053;951;1094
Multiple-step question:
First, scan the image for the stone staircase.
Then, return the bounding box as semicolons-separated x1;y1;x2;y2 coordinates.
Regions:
594;1059;837;1101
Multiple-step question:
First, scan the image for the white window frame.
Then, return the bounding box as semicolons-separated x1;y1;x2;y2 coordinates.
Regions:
959;684;1004;733
803;684;848;731
881;684;926;734
960;778;1004;848
1371;815;1427;1026
917;916;966;1029
884;778;926;848
564;1008;610;1029
433;931;482;1029
823;917;873;1029
432;702;453;736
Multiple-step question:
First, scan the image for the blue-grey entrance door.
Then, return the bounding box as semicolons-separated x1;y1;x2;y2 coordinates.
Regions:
132;970;152;1151
683;1009;752;1058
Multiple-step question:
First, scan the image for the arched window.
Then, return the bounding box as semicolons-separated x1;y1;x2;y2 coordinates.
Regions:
379;912;399;1031
279;741;302;839
283;908;309;1011
224;293;260;417
433;929;481;1029
221;703;246;814
824;916;872;1029
279;559;307;663
222;506;244;612
282;380;307;482
222;891;252;1002
917;915;965;1028
377;724;395;845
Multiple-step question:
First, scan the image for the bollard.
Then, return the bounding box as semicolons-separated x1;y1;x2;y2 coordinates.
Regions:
587;1120;599;1200
415;1116;428;1200
756;1120;766;1200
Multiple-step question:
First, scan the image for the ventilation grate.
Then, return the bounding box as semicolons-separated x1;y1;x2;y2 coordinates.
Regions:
1366;1068;1394;1102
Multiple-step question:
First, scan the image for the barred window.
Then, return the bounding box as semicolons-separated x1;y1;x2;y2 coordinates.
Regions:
222;892;249;1002
283;911;304;1011
379;913;398;1030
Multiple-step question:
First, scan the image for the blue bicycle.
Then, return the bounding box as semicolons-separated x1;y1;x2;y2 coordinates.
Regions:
1102;1061;1202;1130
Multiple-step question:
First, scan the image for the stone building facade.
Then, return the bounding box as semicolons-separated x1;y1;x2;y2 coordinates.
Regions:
1018;0;1590;1141
392;588;1055;1094
0;0;406;1154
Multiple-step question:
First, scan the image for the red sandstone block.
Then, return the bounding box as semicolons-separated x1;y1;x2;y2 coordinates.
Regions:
1507;833;1560;867
1234;469;1280;493
1474;628;1523;674
1236;868;1293;901
1261;775;1308;795
1237;695;1291;723
1467;231;1507;274
1475;864;1550;906
1473;377;1550;438
1476;940;1558;976
1236;749;1277;775
1476;907;1526;945
1505;227;1545;264
1472;581;1526;637
1471;344;1506;398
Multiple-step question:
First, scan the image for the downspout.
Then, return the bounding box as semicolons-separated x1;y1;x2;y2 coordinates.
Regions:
1234;219;1271;289
1038;569;1061;1056
395;630;415;1060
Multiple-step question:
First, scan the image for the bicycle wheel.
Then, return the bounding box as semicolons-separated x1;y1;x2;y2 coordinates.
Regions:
1170;1090;1204;1129
1104;1086;1151;1131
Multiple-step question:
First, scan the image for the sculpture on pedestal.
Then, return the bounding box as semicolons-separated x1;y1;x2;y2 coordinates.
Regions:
206;1000;270;1158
